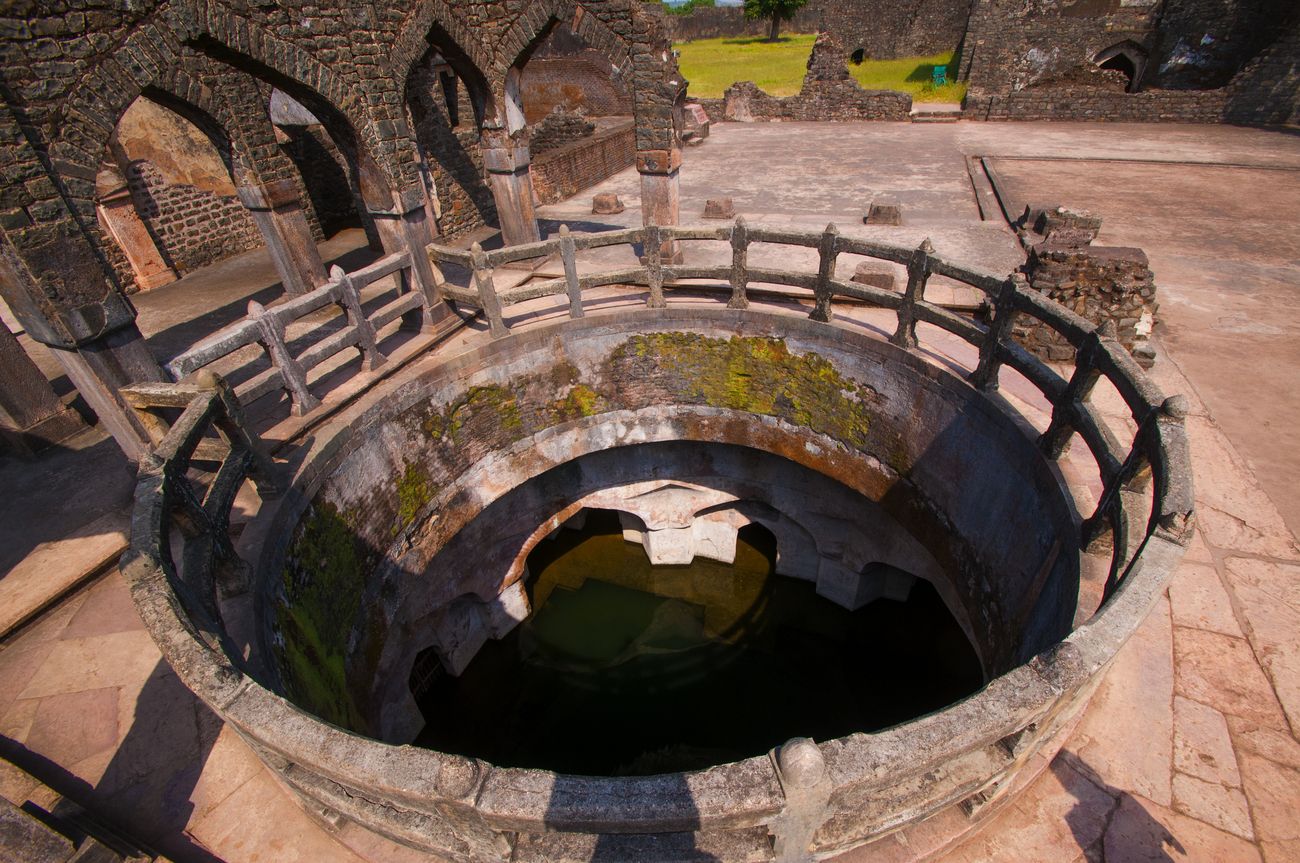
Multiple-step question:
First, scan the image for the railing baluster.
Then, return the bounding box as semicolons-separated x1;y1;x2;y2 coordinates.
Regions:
728;216;750;310
331;265;387;371
645;225;666;309
471;242;508;338
248;299;321;416
559;225;584;319
969;274;1025;392
891;238;933;350
197;370;281;498
809;222;839;323
1038;322;1111;459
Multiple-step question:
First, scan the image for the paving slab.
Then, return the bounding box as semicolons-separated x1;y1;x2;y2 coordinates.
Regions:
1102;793;1262;863
1221;558;1300;737
1173;696;1242;788
0;511;128;639
1173;627;1288;730
1072;594;1175;807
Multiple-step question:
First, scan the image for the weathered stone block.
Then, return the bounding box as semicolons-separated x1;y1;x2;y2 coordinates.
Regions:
851;260;897;290
1033;206;1102;247
703;197;736;219
864;196;901;226
591;193;625;215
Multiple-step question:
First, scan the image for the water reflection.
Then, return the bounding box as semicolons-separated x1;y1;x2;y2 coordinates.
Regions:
413;510;981;775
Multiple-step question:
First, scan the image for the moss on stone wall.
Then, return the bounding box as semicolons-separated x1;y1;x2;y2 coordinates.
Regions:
275;500;373;731
609;333;879;449
397;463;434;529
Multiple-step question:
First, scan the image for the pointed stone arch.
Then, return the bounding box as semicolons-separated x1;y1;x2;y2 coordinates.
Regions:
1092;40;1149;93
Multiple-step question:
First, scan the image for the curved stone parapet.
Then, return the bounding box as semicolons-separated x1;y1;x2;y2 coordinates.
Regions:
121;225;1193;862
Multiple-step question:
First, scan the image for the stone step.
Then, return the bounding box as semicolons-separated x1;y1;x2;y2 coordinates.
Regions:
912;112;963;123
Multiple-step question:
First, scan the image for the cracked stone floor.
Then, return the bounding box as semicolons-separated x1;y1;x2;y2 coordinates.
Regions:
2;120;1300;862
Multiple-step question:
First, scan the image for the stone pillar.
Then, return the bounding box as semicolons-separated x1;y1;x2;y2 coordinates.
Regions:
638;148;682;263
95;186;178;290
482;133;541;247
0;235;165;462
0;318;84;454
367;186;452;329
238;179;328;296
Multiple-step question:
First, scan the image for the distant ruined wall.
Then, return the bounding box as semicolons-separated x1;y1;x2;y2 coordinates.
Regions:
665;1;970;59
959;0;1300;124
698;33;913;123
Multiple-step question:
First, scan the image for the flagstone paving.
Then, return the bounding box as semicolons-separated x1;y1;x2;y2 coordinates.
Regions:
3;119;1300;861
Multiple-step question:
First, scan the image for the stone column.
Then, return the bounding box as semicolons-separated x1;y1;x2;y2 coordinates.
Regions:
238;179;328;296
367;186;453;330
482;133;541;247
0;318;84;455
95;186;178;290
638;148;682;263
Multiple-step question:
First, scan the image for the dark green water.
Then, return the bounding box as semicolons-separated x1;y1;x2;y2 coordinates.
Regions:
412;510;983;776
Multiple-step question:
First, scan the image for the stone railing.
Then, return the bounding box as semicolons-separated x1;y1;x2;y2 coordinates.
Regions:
122;221;1193;862
164;250;453;419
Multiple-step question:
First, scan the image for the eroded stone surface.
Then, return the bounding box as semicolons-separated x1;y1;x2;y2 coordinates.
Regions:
1222;557;1300;736
1074;595;1174;807
1103;794;1262;863
1174;627;1286;729
1168;562;1245;638
1238;754;1300;863
1172;773;1254;839
1173;696;1241;787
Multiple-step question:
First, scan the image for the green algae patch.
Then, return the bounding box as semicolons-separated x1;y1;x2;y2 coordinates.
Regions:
556;384;603;420
397;463;433;528
609;333;878;449
275;499;373;731
448;385;523;441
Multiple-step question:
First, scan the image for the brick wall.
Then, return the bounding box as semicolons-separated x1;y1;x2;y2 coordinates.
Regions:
530;108;598;156
531;121;636;206
125;160;262;275
521;53;634;123
407;60;497;241
964;86;1230;122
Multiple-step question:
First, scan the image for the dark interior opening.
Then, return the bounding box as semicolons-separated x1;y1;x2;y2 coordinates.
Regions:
1098;52;1138;91
410;508;982;775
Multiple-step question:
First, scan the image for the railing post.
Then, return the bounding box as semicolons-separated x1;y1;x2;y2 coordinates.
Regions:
198;369;280;498
248;299;321;416
891;238;933;350
809;223;839;323
331;265;387;371
728;216;750;310
559;225;584;319
471;242;508;338
1038;321;1111;458
970;274;1024;392
645;224;667;309
1151;394;1192;538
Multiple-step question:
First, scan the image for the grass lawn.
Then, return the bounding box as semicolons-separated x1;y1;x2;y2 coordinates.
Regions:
675;34;967;103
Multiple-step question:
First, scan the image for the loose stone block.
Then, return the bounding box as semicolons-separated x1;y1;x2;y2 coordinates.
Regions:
1034;206;1102;247
591;193;625;215
850;260;897;290
683;103;711;146
703;198;736;219
864;196;902;225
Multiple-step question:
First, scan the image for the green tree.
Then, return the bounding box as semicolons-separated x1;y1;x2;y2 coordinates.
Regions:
743;0;809;41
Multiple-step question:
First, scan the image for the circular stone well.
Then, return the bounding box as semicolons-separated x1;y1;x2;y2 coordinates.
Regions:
126;306;1191;862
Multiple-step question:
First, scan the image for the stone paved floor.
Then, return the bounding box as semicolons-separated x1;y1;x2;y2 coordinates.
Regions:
2;120;1300;861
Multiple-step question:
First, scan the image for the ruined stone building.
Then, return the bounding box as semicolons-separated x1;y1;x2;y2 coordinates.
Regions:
0;0;687;461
